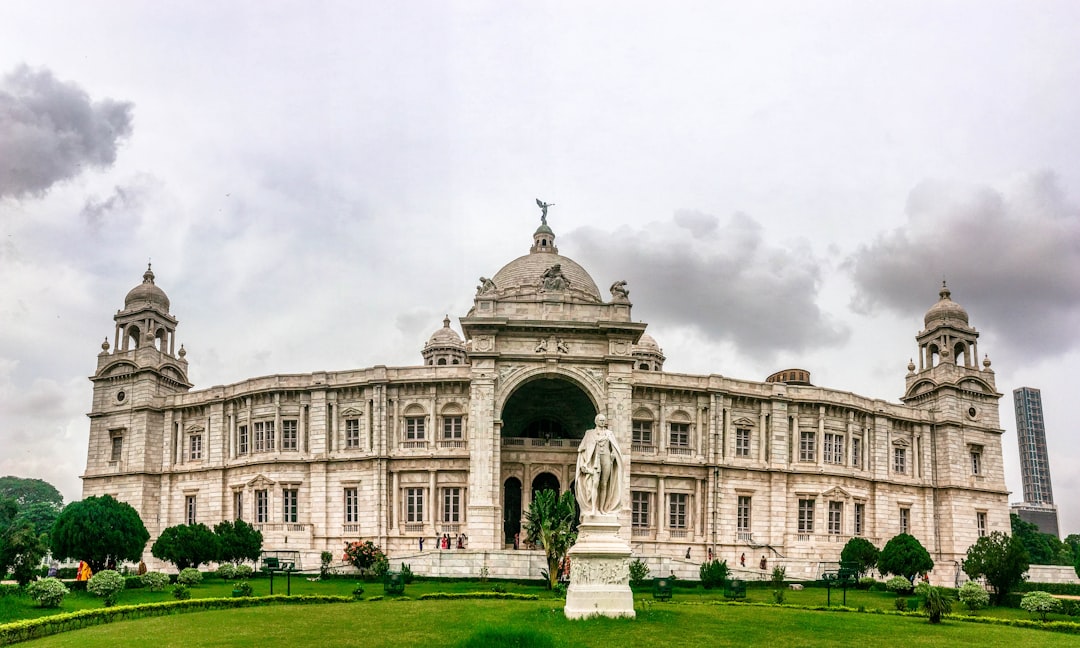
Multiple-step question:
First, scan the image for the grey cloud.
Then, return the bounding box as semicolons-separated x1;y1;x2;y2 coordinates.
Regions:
80;182;147;229
569;211;848;357
0;65;133;199
847;172;1080;359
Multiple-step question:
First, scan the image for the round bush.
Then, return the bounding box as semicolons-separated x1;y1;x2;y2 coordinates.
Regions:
141;571;170;592
87;570;125;607
27;577;69;608
177;568;203;586
886;576;913;595
1020;591;1060;621
231;580;253;597
216;563;236;580
172;584;191;600
857;577;877;590
958;581;990;611
235;564;254;579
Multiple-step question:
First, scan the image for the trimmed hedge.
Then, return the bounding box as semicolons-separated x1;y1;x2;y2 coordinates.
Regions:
417;592;539;601
0;595;353;645
1015;582;1080;596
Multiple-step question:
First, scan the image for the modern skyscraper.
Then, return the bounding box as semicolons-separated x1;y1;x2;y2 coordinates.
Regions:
1011;387;1059;537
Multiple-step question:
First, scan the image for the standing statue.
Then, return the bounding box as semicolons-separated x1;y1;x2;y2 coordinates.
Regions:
575;414;625;517
536;198;554;226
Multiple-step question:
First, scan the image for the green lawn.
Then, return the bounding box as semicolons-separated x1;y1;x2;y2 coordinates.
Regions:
13;598;1080;648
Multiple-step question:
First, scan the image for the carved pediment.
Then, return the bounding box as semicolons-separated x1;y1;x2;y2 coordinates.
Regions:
341;406;364;417
821;486;852;499
732;417;756;428
892;437;911;448
185;424;205;434
246;474;276;488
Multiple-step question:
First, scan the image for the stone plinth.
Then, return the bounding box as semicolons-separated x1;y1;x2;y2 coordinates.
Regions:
564;515;635;619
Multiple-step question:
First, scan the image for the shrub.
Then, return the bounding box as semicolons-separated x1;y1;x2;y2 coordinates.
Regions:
351;584;365;600
216;563;236;580
922;586;952;623
886;575;913;595
490;583;507;594
178;568;203;586
629;558;650;587
26;578;68;608
894;597;908;612
401;562;414;584
87;569;125;607
320;551;334;577
141;571;170;592
343;540;385;572
232;580;253;597
372;554;390;579
858;577;877;590
1020;591;1060;621
172;584;191;600
772;588;785;604
699;559;730;590
235;564;254;579
959;581;990;611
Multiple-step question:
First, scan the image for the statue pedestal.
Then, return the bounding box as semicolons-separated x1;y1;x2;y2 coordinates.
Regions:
564;515;635;619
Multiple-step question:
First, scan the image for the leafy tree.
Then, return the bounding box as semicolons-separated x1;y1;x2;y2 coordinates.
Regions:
523;489;577;590
16;501;62;542
963;531;1030;605
0;521;48;585
840;537;880;577
0;476;63;508
877;533;933;583
152;523;220;570
213;520;263;565
1011;514;1055;565
699;559;729;589
51;495;149;572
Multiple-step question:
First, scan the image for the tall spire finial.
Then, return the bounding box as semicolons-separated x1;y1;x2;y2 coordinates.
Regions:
939;279;950;300
536;198;554;226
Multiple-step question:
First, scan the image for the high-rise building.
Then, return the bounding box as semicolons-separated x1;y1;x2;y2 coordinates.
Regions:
1011;387;1059;537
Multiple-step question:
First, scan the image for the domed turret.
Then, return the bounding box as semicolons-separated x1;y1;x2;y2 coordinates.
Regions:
923;281;969;328
124;264;171;312
422;316;467;366
632;332;665;371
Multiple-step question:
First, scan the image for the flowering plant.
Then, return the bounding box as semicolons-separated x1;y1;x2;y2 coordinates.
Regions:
27;578;68;608
344;540;386;572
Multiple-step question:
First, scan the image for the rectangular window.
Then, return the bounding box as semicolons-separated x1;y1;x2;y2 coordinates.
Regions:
854;502;865;536
283;488;298;523
406;488;424;523
851;437;861;468
255;489;268;523
238;425;249;454
669;422;690;448
254;421;274;452
893;448;907;474
443;416;463;440
442;488;461;523
976;511;987;537
344;487;359;524
632;420;653;446
737;495;751;532
631;491;651;528
799;431;816;462
828;501;843;535
282;420;298;451
189;434;203;461
668;493;688;529
345;419;360;448
971;451;982;476
900;507;910;534
234;491;244;521
824;433;844;465
406;417;425;440
798;499;815;533
185;495;197;525
735;428;751;457
265;421;275;450
110;435;123;462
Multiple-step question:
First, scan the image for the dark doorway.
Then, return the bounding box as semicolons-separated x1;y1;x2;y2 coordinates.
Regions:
501;376;597;440
503;477;522;545
531;472;560;499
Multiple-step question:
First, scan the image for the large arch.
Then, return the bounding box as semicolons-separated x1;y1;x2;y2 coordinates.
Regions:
498;372;600;440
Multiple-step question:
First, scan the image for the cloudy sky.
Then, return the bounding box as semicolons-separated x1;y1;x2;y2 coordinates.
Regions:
1;2;1078;537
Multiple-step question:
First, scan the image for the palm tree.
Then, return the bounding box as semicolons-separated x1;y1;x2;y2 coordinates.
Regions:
523;489;577;589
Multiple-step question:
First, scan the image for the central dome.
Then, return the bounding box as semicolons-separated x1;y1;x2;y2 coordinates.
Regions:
491;252;602;302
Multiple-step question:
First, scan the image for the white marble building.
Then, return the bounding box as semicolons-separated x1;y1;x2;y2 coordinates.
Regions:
82;218;1009;583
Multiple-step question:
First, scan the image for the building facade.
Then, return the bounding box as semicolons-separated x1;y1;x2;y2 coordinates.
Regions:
1011;386;1059;536
82;220;1010;582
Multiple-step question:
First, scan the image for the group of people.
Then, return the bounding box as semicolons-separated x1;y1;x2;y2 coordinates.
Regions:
419;533;467;551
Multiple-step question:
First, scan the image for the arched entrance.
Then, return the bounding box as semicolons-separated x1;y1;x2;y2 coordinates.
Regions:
503;477;522;545
531;472;560;498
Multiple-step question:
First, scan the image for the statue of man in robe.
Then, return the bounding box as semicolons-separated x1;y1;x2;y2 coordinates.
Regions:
575;413;625;517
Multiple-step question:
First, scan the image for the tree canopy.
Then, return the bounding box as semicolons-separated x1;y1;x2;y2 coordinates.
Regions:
0;494;49;586
0;476;64;508
151;523;220;570
963;530;1029;605
51;495;149;572
213;520;263;565
523;489;577;589
877;533;934;582
840;537;880;577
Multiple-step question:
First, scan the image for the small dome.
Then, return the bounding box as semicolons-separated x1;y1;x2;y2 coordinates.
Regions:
124;264;171;312
924;281;968;327
491;253;602;301
634;333;662;352
425;316;464;349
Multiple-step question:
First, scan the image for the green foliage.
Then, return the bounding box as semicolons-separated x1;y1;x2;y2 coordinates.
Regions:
14;501;62;541
177;567;203;585
699;559;730;589
141;571;170;592
877;534;934;582
152;523;220;570
216;563;236;580
771;565;786;588
231;580;253;597
372;553;390;579
87;569;125;606
417;592;540;600
840;537;880;577
0;476;64;508
456;626;557;648
26;577;68;608
894;597;908;612
213;520;263;565
50;495;149;572
1010;514;1061;565
351;584;365;599
858;577;877;590
886;575;914;594
401;562;414;584
922;586;952;623
320;550;334;577
522;489;577;590
959;581;990;610
964;531;1030;605
235;564;254;579
343;540;386;572
629;558;650;587
0;519;48;585
172;584;191;600
1020;590;1061;621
